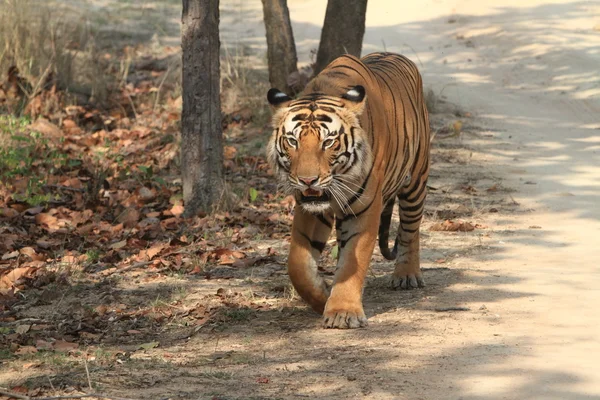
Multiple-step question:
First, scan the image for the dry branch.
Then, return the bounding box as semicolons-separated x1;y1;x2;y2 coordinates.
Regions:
0;389;139;400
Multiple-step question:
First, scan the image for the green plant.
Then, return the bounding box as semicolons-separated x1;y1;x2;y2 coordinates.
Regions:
248;187;258;203
0;115;67;206
330;244;339;260
85;249;100;263
221;307;254;322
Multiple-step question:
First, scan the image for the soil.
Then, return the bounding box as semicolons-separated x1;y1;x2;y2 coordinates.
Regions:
2;0;599;399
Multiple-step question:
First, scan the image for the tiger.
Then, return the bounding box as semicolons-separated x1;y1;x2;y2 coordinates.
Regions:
266;52;430;329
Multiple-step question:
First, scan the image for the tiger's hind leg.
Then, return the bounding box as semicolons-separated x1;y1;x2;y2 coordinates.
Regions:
288;206;334;313
391;174;428;290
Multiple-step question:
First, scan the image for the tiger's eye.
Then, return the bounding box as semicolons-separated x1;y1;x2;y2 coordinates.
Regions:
287;137;298;148
323;139;335;149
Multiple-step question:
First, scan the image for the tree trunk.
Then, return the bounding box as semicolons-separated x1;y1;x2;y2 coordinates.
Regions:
314;0;368;75
181;0;223;217
261;0;298;94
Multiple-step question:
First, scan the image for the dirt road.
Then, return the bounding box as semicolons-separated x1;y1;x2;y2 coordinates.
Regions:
3;1;599;399
372;1;600;398
222;1;600;398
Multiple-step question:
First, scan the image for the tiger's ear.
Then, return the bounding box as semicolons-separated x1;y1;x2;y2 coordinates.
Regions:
341;85;366;115
267;88;292;108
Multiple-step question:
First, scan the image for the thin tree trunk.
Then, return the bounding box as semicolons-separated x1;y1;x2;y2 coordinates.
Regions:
314;0;368;75
181;0;223;217
261;0;298;94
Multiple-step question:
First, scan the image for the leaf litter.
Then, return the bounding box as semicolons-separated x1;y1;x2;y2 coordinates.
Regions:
0;4;514;399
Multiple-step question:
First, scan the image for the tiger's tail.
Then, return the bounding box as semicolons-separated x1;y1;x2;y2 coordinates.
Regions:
378;198;398;260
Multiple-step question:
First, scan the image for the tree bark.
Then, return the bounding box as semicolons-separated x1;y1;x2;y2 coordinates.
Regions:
314;0;368;75
181;0;223;217
261;0;298;94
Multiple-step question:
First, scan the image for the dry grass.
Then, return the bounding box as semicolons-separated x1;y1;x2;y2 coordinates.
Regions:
221;44;271;126
0;0;111;113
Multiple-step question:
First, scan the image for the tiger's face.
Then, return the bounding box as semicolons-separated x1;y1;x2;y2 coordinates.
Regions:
266;86;372;214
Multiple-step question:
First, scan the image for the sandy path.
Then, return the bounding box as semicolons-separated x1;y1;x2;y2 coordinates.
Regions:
281;1;600;398
5;2;597;399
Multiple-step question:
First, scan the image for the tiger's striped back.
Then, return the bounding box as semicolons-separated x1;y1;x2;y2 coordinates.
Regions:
266;52;431;328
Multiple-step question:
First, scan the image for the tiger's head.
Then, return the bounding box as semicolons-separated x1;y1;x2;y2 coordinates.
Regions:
266;86;372;214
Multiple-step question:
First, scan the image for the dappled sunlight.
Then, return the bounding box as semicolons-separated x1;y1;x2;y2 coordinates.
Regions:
0;0;598;399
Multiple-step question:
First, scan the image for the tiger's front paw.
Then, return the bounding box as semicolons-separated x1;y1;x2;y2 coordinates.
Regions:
391;272;425;290
322;301;368;329
391;263;425;290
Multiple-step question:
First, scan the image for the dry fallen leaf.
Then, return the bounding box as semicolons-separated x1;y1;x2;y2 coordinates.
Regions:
35;213;59;230
54;340;79;352
170;204;185;217
223;145;237;160
15;346;37;355
110;240;128;250
429;220;475;232
117;207;140;228
139;341;159;350
2;250;19;260
16;324;31;334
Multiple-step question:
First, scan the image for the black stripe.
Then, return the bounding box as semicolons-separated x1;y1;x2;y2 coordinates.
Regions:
340;232;359;249
406;181;427;203
400;199;425;214
341;196;375;222
292;113;309;121
299;232;326;253
315;114;333;122
316;213;333;229
346;164;373;207
400;216;422;225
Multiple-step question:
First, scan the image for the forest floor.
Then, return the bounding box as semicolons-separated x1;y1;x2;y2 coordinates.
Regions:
1;0;599;399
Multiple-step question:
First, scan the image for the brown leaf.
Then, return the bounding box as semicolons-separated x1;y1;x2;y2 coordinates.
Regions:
95;304;108;316
29;118;62;139
0;267;36;289
20;247;45;261
54;340;78;352
161;217;180;230
9;385;29;393
35;213;59;231
170;204;184;217
117;207;140;229
138;243;167;261
2;250;19;260
16;324;31;334
232;256;264;268
224;145;237;160
214;248;246;265
138;187;156;203
15;346;37;355
1;207;19;218
429;220;475;232
22;361;41;369
35;340;53;351
110;240;127;250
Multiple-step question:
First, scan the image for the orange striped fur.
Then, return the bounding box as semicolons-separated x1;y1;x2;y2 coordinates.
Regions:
266;52;430;329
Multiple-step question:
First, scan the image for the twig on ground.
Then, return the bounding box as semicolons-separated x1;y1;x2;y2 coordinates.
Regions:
43;185;86;193
99;261;154;276
84;357;93;391
434;306;470;312
0;388;139;400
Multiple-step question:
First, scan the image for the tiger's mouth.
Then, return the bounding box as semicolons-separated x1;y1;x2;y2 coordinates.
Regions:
299;189;330;204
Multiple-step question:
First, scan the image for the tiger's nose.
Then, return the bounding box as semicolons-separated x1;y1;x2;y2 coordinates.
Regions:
298;176;319;187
